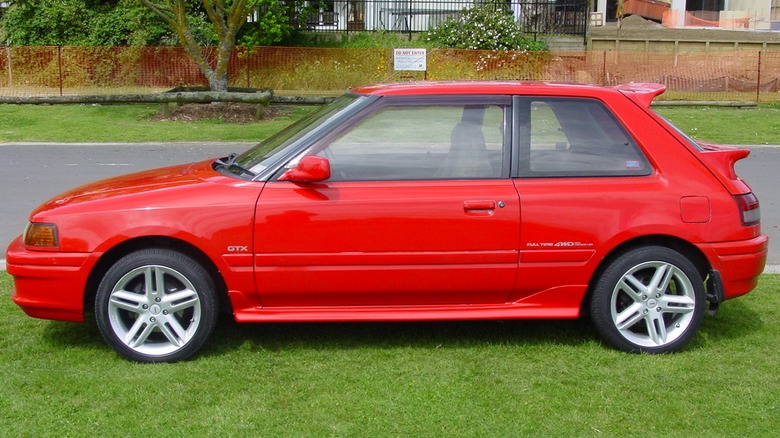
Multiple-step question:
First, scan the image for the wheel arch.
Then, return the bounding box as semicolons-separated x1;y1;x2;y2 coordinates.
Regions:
581;235;711;315
84;236;230;316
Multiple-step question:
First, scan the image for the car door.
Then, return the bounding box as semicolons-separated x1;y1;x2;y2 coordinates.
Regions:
510;96;655;302
253;97;521;307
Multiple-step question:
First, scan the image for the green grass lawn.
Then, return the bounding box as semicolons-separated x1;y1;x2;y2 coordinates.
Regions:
654;105;780;145
1;272;778;436
0;103;317;143
1;102;780;145
1;100;779;436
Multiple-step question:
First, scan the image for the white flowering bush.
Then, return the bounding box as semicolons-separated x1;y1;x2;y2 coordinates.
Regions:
423;2;547;51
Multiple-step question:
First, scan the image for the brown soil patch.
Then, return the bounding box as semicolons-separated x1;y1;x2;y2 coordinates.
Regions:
148;102;287;123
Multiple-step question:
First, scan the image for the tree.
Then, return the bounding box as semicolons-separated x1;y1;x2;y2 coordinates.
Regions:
140;0;252;92
238;0;300;47
0;0;173;46
1;0;310;91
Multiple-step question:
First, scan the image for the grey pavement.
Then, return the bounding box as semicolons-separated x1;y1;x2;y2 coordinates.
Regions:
1;142;778;274
1;142;252;272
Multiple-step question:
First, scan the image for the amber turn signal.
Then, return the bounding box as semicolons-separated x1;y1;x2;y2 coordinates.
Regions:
24;223;59;247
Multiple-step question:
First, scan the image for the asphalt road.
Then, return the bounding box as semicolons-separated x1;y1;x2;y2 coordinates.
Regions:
1;142;248;255
1;142;778;270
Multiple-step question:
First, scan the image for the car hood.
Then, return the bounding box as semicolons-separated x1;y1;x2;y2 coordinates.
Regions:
32;159;220;216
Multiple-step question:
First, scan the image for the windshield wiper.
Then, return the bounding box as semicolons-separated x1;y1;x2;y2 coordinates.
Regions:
217;153;256;178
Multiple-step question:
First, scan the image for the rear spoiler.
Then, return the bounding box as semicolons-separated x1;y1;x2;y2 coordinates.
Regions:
696;142;753;195
613;83;667;108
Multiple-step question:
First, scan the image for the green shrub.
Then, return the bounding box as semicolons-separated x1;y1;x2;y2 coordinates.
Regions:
0;0;175;46
423;2;547;51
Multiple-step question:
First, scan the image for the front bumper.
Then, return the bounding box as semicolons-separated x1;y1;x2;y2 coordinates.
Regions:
6;236;99;322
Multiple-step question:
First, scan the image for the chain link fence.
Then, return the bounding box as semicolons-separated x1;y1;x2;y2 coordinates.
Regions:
1;46;779;102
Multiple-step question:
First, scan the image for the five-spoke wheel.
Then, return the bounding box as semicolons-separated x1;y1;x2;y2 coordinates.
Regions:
590;246;705;353
95;249;217;363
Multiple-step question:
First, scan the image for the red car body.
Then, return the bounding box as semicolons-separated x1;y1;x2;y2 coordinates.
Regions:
6;81;768;362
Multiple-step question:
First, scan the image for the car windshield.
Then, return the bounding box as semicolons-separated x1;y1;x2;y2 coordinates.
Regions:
231;94;368;176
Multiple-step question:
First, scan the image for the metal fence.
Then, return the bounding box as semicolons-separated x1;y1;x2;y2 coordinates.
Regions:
1;46;780;102
294;0;588;38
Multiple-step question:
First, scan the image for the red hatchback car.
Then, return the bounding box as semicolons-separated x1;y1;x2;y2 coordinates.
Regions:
7;82;768;362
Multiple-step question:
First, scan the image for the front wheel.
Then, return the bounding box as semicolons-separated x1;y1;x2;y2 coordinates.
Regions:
590;246;706;354
95;249;218;363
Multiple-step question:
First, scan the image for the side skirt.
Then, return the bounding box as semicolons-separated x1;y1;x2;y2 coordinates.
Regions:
233;303;581;323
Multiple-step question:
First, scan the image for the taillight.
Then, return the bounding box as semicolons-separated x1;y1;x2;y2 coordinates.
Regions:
734;193;760;226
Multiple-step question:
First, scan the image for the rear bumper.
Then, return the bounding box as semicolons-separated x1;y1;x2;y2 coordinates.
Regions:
700;234;768;300
6;236;97;322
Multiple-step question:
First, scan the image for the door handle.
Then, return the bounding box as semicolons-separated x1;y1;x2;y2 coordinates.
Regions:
463;200;496;211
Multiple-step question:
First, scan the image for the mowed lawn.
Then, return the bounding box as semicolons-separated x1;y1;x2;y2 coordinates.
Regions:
0;103;316;143
0;102;780;145
1;272;778;436
1;102;779;435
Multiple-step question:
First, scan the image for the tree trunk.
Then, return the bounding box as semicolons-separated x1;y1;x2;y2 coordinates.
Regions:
140;0;248;92
208;75;229;93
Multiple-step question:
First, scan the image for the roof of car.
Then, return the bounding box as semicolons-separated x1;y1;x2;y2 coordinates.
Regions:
350;81;666;108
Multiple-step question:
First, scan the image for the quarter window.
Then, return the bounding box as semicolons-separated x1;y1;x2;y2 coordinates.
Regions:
516;98;650;177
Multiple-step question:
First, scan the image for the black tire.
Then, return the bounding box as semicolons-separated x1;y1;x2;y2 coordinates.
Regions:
590;246;706;354
95;248;217;363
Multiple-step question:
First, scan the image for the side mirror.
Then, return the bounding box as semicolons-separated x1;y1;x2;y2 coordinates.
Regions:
278;155;331;182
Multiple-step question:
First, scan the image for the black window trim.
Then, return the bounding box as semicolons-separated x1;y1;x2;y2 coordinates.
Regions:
511;96;653;179
275;94;515;182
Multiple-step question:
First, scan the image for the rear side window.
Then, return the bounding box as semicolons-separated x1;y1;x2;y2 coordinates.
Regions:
515;98;651;177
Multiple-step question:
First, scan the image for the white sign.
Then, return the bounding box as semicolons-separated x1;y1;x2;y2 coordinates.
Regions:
393;48;427;71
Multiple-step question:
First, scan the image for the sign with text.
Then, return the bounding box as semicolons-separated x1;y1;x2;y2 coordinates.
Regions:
393;48;427;71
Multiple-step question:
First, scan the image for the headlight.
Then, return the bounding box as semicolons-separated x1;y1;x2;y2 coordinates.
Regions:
24;223;59;248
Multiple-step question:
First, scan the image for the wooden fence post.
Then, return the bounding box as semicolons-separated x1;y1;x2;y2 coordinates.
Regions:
5;46;12;87
756;51;762;104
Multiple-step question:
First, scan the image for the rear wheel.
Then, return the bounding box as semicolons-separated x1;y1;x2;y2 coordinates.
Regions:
590;246;705;353
95;249;217;363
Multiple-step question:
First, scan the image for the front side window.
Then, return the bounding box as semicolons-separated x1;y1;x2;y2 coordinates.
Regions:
233;93;369;177
516;98;651;177
311;103;508;181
